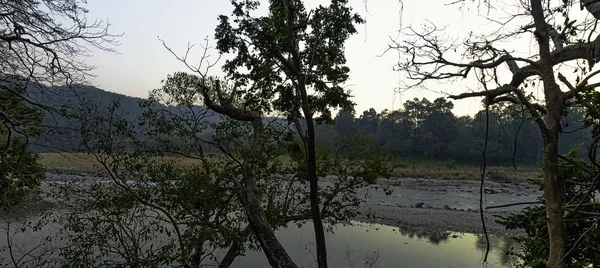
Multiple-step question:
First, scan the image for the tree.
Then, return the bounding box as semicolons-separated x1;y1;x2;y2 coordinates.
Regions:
357;108;380;136
0;0;117;205
0;83;44;209
421;98;457;158
0;0;118;116
212;1;363;267
392;1;600;266
334;108;356;134
48;88;387;267
499;146;600;267
402;98;432;158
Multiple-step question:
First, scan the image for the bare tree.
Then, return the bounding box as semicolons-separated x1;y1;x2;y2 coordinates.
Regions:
391;0;600;267
0;0;118;143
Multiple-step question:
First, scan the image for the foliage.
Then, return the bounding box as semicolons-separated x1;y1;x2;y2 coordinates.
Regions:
0;85;45;209
320;98;588;166
213;1;365;266
56;159;247;267
498;147;600;267
49;76;390;266
214;0;362;122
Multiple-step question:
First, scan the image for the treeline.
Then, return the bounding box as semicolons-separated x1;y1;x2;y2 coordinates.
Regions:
316;97;590;166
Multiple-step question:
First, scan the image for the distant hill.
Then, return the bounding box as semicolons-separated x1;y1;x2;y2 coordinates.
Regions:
27;85;288;153
27;85;218;153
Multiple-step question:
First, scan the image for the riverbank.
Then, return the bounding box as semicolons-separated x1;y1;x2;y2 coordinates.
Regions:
356;178;542;236
39;172;541;236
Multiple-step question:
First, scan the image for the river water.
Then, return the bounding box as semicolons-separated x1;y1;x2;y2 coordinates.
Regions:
2;175;523;267
220;221;520;268
1;218;519;268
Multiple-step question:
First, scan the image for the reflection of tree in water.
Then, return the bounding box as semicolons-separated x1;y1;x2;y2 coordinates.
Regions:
396;228;450;245
475;235;521;266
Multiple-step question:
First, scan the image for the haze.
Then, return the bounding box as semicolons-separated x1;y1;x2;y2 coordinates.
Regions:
83;0;523;116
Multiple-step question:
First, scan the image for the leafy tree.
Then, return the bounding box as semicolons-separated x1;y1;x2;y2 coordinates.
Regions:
357;108;380;136
421;98;457;158
212;1;363;266
52;91;388;267
0;83;44;209
334;108;356;134
402;98;432;158
498;146;600;267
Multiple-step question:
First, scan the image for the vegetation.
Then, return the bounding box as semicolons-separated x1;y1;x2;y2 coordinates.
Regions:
321;99;588;166
0;85;45;209
391;0;600;266
43;92;390;267
38;152;540;182
0;0;115;207
161;0;366;266
499;147;600;267
31;84;589;170
3;0;600;268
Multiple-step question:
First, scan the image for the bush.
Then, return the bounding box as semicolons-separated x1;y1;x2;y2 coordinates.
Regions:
0;136;45;209
497;148;600;267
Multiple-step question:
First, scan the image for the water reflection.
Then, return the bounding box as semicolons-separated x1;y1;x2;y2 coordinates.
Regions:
395;228;450;245
226;221;521;268
475;235;521;267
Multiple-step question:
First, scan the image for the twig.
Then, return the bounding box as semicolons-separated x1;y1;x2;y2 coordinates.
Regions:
486;201;543;209
479;70;491;263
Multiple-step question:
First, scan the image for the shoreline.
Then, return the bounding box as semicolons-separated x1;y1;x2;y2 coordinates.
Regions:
353;177;542;236
40;173;542;236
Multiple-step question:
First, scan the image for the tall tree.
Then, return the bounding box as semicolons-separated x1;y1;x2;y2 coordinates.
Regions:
214;1;363;267
393;1;600;266
334;108;356;133
421;98;457;158
403;98;432;158
357;108;380;136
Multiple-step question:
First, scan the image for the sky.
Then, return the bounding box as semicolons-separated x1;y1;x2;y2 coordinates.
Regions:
81;0;533;117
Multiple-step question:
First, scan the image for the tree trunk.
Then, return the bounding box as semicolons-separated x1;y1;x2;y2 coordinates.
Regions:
236;119;298;268
543;109;567;268
294;76;329;268
237;189;298;268
219;225;251;268
529;1;568;266
304;112;328;268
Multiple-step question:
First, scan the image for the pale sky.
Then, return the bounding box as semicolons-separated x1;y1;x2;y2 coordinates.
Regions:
81;0;555;117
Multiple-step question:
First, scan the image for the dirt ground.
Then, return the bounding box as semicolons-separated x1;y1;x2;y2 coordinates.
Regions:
355;177;542;235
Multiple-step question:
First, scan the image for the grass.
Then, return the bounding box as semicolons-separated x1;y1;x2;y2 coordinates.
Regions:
39;152;228;174
389;158;540;182
39;153;541;182
40;153;104;174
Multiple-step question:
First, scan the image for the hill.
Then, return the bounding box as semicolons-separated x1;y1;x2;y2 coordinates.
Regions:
27;85;288;153
28;85;219;152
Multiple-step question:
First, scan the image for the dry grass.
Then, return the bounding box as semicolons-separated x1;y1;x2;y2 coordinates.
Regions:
390;158;540;182
40;153;104;173
39;153;540;182
39;153;218;174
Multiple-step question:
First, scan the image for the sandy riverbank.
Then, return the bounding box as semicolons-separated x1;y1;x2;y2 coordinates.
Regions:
356;178;542;235
41;173;542;236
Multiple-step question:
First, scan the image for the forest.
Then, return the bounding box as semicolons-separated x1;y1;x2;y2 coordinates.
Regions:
318;98;589;165
2;0;600;268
